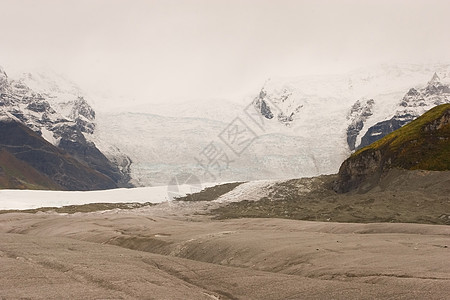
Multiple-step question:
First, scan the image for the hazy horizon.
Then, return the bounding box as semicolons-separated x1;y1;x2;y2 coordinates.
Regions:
2;0;450;106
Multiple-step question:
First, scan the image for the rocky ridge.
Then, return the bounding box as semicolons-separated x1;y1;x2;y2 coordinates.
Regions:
0;66;131;188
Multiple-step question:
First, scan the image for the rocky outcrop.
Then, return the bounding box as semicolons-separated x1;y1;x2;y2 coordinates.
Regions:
334;148;386;193
253;87;303;126
255;89;274;119
57;135;124;185
358;118;408;150
335;104;450;193
424;108;450;132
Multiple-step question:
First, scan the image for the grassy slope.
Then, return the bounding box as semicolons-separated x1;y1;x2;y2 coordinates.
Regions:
353;103;450;170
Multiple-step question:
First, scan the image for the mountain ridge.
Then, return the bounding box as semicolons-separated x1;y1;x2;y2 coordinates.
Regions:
335;103;450;193
354;73;450;150
0;65;132;188
3;63;450;187
0;148;62;190
0;118;118;190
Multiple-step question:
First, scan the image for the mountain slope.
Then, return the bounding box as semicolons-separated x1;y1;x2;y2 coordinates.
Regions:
355;73;450;149
335;104;450;193
0;148;62;190
6;63;450;187
0;66;131;187
90;64;450;186
0;117;117;190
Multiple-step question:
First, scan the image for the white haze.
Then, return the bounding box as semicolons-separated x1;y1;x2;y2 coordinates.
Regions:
1;0;450;108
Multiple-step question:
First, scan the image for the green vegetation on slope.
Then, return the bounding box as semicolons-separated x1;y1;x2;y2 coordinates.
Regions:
353;103;450;171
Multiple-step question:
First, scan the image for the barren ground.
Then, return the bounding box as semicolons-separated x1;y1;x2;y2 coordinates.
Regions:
0;170;449;299
1;209;449;299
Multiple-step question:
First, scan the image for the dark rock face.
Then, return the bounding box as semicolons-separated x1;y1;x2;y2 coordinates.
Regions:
334;149;386;193
254;90;274;119
0;148;63;190
52;123;131;188
260;99;274;119
58;138;124;185
26;100;52;113
358;117;409;150
0;120;117;190
252;87;304;126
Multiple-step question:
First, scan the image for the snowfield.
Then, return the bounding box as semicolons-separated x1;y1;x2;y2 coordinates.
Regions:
0;183;215;210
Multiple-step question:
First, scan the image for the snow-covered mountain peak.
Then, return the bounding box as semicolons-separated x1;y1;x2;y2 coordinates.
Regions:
0;65;131;187
428;72;441;86
70;96;95;120
7;69;99;133
0;66;8;91
0;65;6;77
352;70;450;150
15;70;86;110
252;84;304;126
20;70;82;94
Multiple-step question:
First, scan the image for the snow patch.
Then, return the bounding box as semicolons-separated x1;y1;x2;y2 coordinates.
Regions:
0;179;223;210
40;128;59;146
214;180;275;203
0;185;198;210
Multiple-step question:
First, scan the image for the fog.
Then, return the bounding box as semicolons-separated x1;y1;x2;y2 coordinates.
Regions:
1;0;450;106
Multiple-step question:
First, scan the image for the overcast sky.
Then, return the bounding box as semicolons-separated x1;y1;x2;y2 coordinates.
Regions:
1;0;450;105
